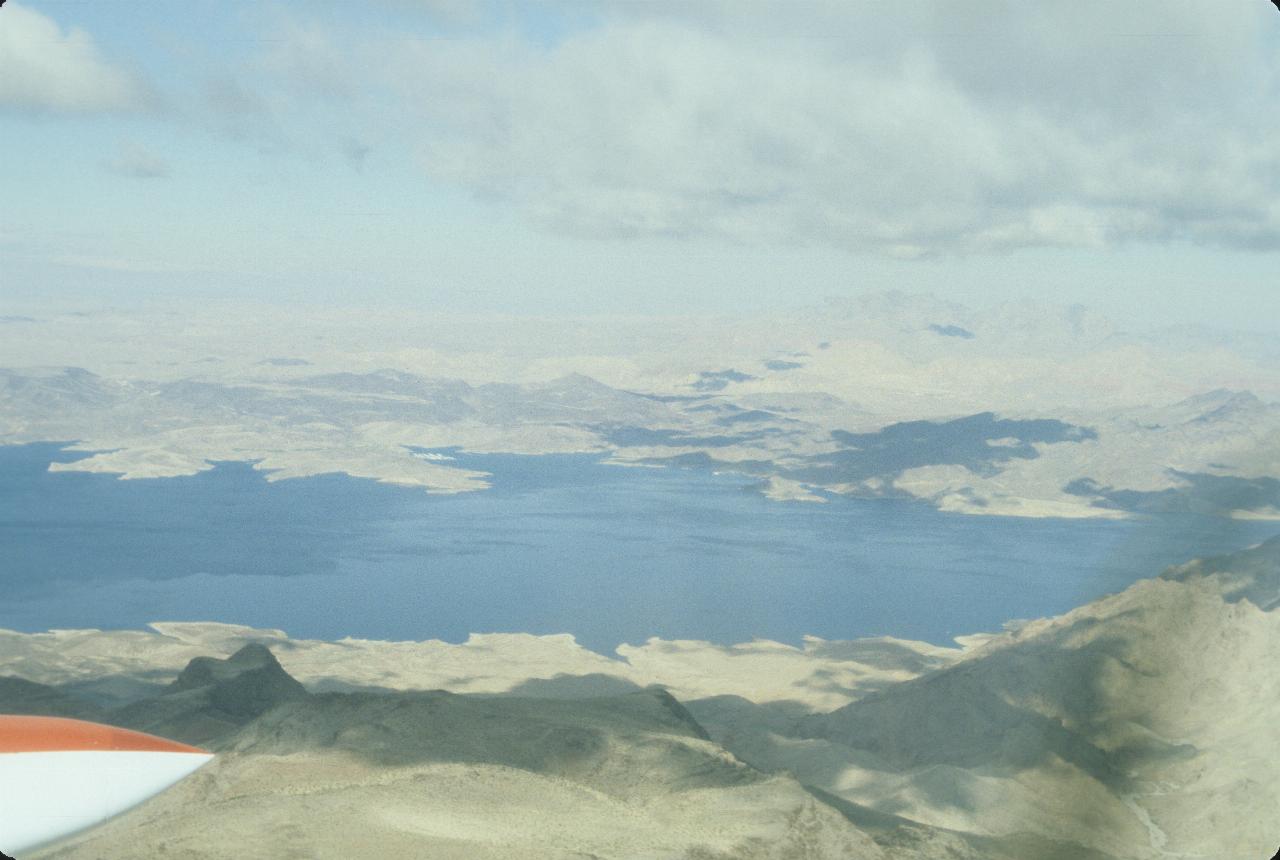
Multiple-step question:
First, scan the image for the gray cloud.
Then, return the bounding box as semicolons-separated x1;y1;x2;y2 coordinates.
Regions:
389;1;1280;255
101;142;171;179
204;76;271;120
342;138;371;171
200;76;287;152
929;324;975;340
220;1;1280;256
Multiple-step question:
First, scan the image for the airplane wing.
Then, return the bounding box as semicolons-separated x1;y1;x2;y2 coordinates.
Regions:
0;716;213;855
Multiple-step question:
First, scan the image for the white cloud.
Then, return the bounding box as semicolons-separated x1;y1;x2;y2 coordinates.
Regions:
0;3;148;113
50;254;187;274
204;0;1280;256
374;1;1280;254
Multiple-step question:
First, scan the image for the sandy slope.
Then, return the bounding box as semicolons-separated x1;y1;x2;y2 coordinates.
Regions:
6;537;1280;858
0;624;963;712
28;689;884;860
698;536;1280;859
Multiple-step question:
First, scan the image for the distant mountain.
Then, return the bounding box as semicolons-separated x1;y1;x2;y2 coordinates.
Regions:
111;643;310;746
0;677;106;721
223;687;716;775
2;294;1277;514
1128;388;1270;428
0;366;125;411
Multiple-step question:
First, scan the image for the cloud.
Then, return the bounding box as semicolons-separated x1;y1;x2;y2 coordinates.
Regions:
0;3;149;113
50;254;187;274
101;142;170;179
198;75;292;154
204;76;271;120
929;324;975;340
198;0;1280;256
372;0;485;27
342;137;371;171
326;0;1278;255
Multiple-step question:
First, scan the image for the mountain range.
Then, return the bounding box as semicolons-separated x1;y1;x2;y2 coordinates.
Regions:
5;536;1278;858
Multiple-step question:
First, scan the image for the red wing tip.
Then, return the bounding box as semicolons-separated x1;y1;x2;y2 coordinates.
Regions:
0;715;209;754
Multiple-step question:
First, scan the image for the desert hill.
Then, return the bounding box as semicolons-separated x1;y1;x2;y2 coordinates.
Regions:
25;671;885;859
0;677;105;721
693;536;1280;858
6;536;1280;857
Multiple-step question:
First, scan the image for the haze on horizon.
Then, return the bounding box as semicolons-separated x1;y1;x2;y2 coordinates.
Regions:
2;0;1279;332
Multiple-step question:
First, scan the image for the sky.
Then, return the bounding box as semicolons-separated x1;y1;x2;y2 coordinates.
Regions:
1;0;1279;329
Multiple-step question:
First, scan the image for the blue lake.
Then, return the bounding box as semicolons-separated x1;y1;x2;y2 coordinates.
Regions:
1;442;1275;652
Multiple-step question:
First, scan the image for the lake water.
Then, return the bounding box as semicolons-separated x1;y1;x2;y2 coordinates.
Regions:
1;442;1275;652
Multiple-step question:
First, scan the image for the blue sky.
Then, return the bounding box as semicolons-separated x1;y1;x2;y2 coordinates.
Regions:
2;0;1279;329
